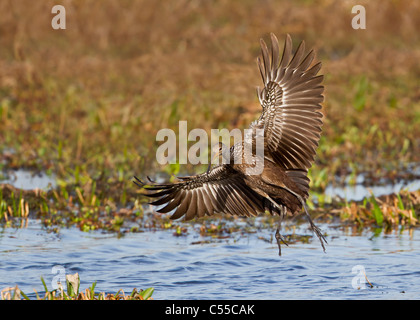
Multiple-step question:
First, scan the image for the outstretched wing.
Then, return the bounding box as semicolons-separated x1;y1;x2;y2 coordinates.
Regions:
253;33;324;171
134;165;267;221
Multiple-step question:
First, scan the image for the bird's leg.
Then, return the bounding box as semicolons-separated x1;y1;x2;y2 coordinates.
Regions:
265;196;288;256
279;187;327;252
275;211;288;256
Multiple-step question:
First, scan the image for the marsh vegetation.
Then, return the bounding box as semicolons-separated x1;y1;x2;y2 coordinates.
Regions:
1;0;419;299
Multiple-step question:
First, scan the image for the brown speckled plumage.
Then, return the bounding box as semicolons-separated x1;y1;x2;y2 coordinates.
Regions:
134;34;327;255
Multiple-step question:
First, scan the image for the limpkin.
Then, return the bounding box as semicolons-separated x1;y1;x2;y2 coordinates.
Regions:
134;33;326;255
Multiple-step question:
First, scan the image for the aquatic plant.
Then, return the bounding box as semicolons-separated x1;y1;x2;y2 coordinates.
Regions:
0;0;419;235
339;190;419;228
0;273;154;300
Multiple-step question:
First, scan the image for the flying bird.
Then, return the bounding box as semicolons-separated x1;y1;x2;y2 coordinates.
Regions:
134;33;326;255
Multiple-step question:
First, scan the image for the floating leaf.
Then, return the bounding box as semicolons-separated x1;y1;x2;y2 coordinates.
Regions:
139;287;154;300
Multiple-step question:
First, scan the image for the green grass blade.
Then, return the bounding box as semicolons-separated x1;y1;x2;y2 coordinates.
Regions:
40;276;48;292
20;290;30;300
370;195;384;225
396;193;405;210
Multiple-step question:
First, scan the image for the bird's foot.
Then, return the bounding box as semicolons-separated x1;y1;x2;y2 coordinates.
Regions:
275;229;289;256
308;220;327;253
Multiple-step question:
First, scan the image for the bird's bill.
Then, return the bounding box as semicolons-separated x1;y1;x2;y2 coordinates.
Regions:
206;150;221;174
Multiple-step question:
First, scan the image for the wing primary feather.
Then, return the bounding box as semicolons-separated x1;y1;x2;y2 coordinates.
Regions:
278;34;292;72
287;40;305;70
184;190;197;221
260;38;270;83
201;185;215;216
297;49;315;72
157;191;184;213
270;33;280;78
257;57;266;83
170;191;191;219
195;189;206;218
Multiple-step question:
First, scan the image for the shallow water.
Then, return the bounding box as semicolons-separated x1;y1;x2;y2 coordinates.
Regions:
0;169;56;190
1;169;419;299
324;174;420;202
1;219;419;299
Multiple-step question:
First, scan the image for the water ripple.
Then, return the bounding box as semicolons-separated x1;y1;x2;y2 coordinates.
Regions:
0;220;419;299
